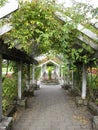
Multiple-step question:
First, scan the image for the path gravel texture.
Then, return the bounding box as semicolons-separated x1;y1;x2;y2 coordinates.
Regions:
13;85;92;130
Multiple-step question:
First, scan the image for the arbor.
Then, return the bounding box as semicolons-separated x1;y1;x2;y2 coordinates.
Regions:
5;0;97;67
0;0;98;106
6;0;64;55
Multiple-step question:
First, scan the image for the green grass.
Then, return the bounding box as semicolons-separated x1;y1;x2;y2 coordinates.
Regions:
2;67;13;74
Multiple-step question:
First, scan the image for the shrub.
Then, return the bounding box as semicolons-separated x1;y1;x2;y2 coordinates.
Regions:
2;76;17;113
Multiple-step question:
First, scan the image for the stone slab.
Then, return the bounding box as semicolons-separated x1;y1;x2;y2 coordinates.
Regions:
0;117;13;130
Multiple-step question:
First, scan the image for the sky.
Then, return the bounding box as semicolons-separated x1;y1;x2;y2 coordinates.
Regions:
57;0;98;8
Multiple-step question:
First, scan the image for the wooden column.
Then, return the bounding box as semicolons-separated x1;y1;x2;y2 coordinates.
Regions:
61;67;63;79
40;65;42;77
61;67;64;85
58;66;60;78
71;71;74;89
28;64;30;88
18;61;22;100
81;64;87;99
67;65;70;85
32;64;35;84
41;65;44;77
56;66;59;77
0;54;2;122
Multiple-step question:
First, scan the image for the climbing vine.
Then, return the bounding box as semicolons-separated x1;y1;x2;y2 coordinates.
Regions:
4;0;98;67
2;75;17;113
0;0;7;7
6;0;63;55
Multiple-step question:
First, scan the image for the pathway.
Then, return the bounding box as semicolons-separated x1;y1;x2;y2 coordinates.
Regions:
13;85;92;130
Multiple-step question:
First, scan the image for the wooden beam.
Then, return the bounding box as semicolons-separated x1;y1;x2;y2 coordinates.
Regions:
0;54;2;122
0;0;18;19
0;24;12;36
55;12;98;50
0;42;35;64
78;35;98;51
55;12;98;43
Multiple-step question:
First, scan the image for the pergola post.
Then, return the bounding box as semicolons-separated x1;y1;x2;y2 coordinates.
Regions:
32;64;35;84
27;64;30;88
41;65;44;78
63;69;65;84
0;54;2;122
60;67;64;84
18;61;22;100
41;65;42;77
61;67;63;79
81;64;87;99
71;71;74;89
67;64;70;85
58;66;60;78
56;66;60;78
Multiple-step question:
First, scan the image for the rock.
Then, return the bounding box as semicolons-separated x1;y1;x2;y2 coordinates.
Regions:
88;102;98;115
23;88;34;97
6;105;17;117
75;96;83;106
17;97;27;108
0;116;13;130
93;116;98;130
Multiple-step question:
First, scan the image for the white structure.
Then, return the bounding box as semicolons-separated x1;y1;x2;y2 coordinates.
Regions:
38;59;62;80
56;12;98;50
56;12;98;99
0;0;18;19
81;64;87;99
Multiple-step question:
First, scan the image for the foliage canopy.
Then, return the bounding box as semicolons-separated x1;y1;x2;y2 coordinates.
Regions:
0;0;7;7
5;0;98;67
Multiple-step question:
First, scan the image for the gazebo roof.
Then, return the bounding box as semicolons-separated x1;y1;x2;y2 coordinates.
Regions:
39;60;60;67
36;55;63;67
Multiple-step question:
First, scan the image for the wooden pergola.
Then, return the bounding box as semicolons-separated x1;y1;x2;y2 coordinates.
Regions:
56;12;98;100
38;59;63;78
0;0;98;125
0;40;37;122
